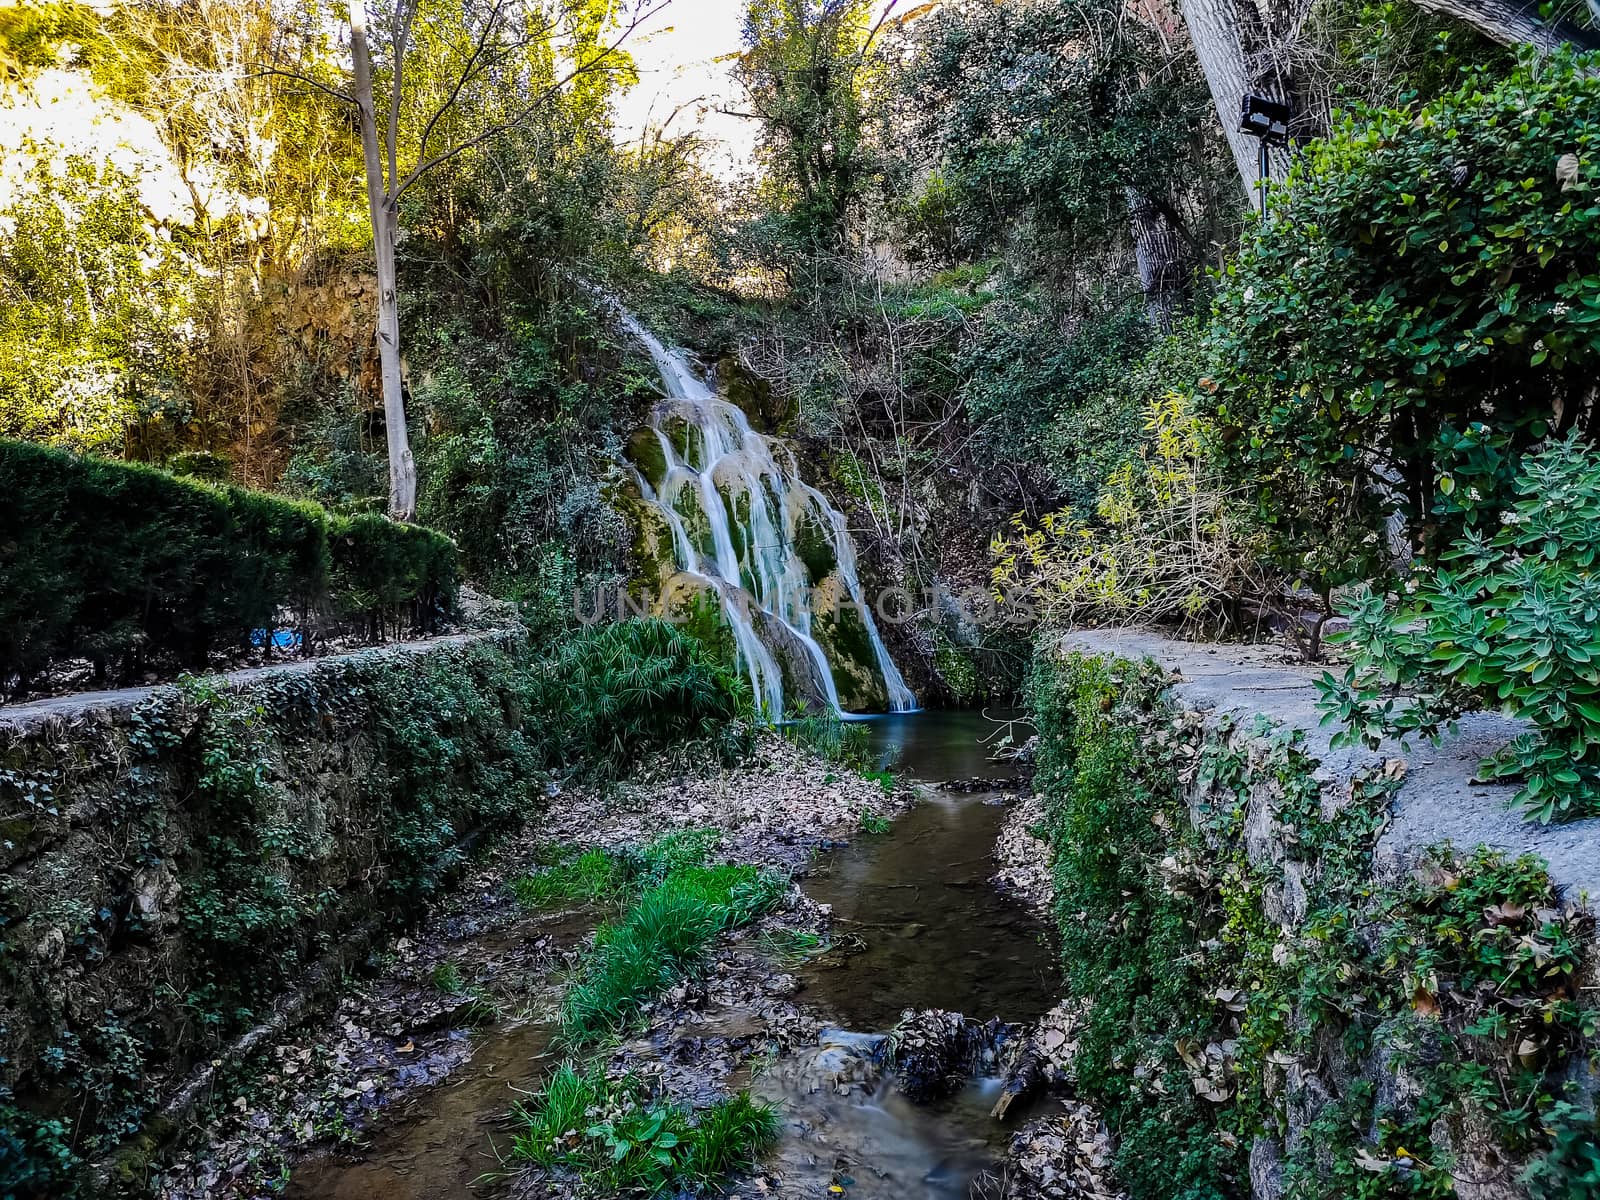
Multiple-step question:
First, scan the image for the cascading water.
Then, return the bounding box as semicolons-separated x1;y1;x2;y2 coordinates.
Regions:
615;308;915;720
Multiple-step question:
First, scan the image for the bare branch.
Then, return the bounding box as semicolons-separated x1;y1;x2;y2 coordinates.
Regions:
387;0;421;196
251;66;354;105
393;0;669;199
402;0;519;194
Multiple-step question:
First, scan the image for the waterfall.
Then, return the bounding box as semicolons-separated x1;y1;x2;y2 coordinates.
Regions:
615;308;915;720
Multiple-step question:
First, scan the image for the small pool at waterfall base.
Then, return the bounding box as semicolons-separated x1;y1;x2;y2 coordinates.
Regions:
284;709;1058;1200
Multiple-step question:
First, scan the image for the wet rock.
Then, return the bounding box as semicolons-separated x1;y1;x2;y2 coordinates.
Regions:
890;1008;1010;1103
941;775;1029;793
1003;1100;1125;1199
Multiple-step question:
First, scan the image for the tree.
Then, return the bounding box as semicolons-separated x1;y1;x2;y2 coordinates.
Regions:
735;0;894;262
1181;0;1596;203
277;0;658;519
900;0;1226;326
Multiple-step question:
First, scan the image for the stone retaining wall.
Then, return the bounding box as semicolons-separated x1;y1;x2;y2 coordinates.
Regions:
0;630;537;1193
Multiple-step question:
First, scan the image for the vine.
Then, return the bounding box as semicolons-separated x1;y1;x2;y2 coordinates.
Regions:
1029;650;1600;1200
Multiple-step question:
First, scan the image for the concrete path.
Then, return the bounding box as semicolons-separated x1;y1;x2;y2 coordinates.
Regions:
1060;629;1600;907
0;631;512;734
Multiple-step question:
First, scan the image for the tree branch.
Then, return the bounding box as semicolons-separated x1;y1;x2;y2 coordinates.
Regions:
1408;0;1600;51
252;66;354;105
386;0;421;196
393;0;668;200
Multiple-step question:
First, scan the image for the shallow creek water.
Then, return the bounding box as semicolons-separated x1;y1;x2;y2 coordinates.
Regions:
758;710;1056;1199
287;710;1055;1200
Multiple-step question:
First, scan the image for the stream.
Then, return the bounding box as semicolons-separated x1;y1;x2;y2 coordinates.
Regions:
285;711;1055;1200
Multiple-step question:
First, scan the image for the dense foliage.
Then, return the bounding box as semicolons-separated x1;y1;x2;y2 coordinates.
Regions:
530;620;754;780
1320;436;1600;822
0;440;456;696
1202;48;1600;587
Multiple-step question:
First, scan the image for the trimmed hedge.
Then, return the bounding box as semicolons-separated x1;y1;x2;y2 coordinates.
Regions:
0;440;457;694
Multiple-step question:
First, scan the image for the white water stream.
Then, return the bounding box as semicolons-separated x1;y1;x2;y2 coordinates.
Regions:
616;309;914;719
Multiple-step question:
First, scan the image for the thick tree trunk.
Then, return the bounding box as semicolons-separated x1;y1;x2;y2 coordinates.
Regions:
1127;188;1188;331
1409;0;1600;50
350;0;417;521
1180;0;1290;202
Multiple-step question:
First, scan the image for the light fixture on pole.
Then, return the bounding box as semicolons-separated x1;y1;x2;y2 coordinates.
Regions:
1238;94;1291;217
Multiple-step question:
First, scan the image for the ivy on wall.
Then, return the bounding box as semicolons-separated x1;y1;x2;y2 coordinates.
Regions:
1029;651;1599;1200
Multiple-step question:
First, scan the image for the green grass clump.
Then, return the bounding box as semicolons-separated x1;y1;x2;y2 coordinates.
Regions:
430;961;466;994
619;828;723;885
511;849;624;908
783;709;870;769
510;1064;779;1196
858;807;891;834
531;620;753;781
561;864;786;1045
757;928;824;965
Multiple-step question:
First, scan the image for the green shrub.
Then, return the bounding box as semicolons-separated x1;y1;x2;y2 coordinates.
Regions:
1202;47;1600;584
1524;1102;1600;1198
329;512;458;638
0;440;457;695
1318;436;1600;822
533;619;753;780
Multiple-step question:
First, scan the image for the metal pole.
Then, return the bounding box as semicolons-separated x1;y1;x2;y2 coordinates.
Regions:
1258;140;1269;218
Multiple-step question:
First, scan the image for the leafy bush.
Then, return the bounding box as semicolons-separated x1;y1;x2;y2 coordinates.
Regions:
509;1064;779;1195
329;512;458;638
0;440;457;695
533;619;753;780
993;394;1271;633
1318;436;1600;822
1032;649;1599;1200
1202;47;1600;583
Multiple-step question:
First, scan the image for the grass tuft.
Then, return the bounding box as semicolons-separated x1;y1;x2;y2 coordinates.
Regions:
561;864;786;1045
509;1065;779;1195
510;848;623;909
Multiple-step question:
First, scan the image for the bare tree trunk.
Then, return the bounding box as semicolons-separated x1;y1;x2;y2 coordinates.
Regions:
1127;188;1188;330
1180;0;1291;202
350;0;416;521
1409;0;1599;50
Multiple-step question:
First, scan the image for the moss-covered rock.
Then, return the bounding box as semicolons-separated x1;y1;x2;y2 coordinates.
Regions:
608;478;680;602
792;504;839;586
810;575;890;712
625;427;669;492
719;355;794;432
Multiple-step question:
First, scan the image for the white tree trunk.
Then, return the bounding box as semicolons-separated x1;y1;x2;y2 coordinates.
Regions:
351;0;416;521
1180;0;1291;203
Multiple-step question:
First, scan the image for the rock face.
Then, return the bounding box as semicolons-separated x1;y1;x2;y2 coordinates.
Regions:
1058;629;1600;906
0;631;529;1179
